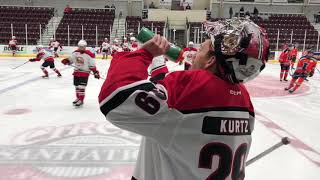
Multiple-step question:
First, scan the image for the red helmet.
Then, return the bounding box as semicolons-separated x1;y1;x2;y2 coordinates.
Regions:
204;18;270;83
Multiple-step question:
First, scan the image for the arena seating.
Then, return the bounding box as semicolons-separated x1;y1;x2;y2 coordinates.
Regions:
250;14;318;50
126;16;165;36
186;15;318;50
187;18;224;43
0;6;54;45
56;8;115;46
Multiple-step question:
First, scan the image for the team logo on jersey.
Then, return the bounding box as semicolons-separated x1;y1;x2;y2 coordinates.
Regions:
0;122;140;179
76;57;85;65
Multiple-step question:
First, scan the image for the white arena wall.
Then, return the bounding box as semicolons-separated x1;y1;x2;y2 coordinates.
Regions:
0;44;304;62
0;45;99;58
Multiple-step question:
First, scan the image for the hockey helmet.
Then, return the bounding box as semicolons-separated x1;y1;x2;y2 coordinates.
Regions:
50;37;54;41
12;36;16;39
78;40;87;47
203;18;270;83
305;48;314;57
130;37;136;41
114;39;119;44
188;41;194;47
36;44;44;51
104;38;108;41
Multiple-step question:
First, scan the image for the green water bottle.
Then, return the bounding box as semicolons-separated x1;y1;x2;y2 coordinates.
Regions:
136;27;184;62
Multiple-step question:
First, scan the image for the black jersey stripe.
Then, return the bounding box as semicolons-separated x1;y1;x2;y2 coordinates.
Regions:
100;82;155;116
179;107;255;117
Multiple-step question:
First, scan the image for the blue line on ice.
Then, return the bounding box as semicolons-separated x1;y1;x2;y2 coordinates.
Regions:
0;66;71;95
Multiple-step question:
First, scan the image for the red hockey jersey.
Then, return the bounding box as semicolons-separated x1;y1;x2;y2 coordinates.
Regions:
99;49;255;180
295;56;317;74
279;49;290;65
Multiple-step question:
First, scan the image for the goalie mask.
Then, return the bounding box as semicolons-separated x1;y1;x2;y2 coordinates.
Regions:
204;18;270;83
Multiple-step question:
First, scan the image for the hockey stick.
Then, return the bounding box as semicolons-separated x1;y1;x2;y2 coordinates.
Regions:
67;64;106;80
246;137;291;166
289;67;295;76
11;60;30;70
316;67;320;74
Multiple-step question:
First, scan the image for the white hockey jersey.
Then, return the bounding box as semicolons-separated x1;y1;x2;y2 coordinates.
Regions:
9;39;17;46
51;41;61;48
182;47;198;65
111;45;124;55
99;49;255;180
68;49;97;77
36;49;55;62
101;42;110;50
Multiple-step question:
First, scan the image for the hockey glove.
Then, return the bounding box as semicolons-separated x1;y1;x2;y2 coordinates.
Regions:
309;71;314;77
61;59;70;65
29;58;37;62
93;71;100;79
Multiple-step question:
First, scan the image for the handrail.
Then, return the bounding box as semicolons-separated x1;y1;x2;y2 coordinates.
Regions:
259;12;304;15
71;7;115;11
212;1;304;6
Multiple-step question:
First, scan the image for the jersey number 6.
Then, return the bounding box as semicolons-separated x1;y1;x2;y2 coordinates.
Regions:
135;92;160;115
199;143;248;180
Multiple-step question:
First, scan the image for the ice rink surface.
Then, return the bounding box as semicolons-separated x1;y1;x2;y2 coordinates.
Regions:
0;57;319;180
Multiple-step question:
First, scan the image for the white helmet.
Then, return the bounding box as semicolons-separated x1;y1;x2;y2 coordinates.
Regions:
36;44;44;51
12;36;16;39
130;37;136;41
50;38;54;41
203;18;269;83
188;41;194;47
104;38;108;41
78;40;87;47
114;39;119;43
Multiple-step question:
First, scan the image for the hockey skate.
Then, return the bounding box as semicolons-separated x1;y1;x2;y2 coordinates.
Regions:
74;100;83;107
284;87;289;91
283;79;288;82
42;75;49;78
57;74;62;78
72;99;80;105
288;89;295;93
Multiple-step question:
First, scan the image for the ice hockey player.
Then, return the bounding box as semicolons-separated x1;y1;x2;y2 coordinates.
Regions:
111;39;123;56
100;38;111;59
29;45;62;78
9;36;18;56
285;49;317;93
129;37;139;51
289;44;298;68
98;18;269;180
122;37;130;52
48;37;54;47
279;46;291;81
49;39;63;57
61;40;100;107
181;41;198;70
